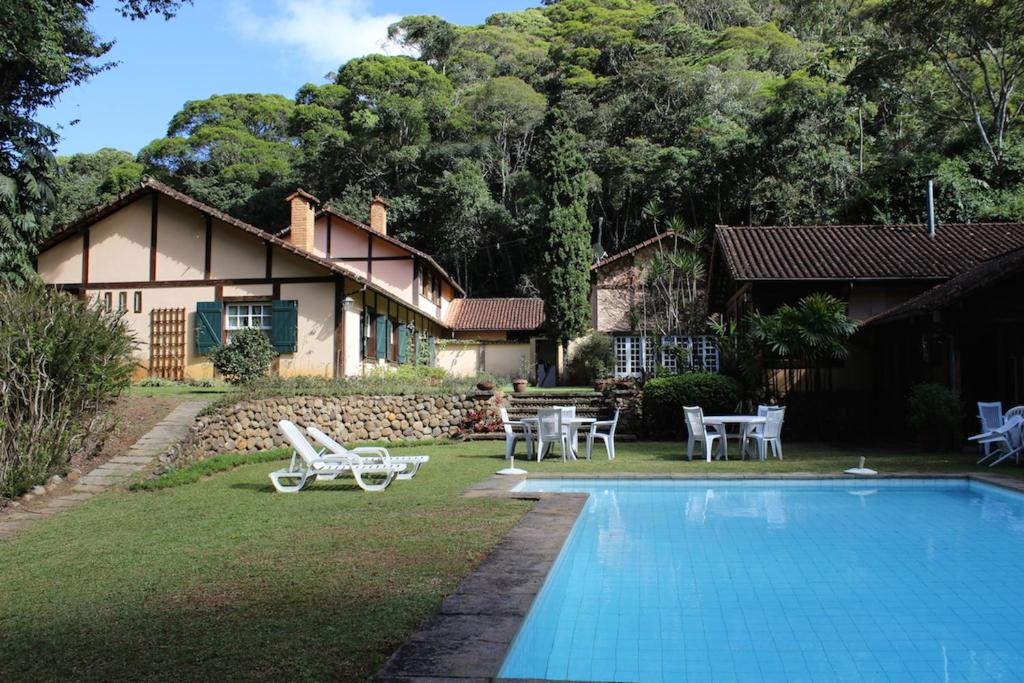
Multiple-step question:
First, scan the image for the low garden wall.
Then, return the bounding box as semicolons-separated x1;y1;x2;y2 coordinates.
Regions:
166;392;500;469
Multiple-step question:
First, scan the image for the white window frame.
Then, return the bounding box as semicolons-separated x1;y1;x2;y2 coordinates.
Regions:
225;302;272;342
612;334;720;377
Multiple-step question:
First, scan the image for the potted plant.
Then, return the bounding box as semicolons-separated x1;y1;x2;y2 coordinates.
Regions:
512;377;528;393
476;379;495;391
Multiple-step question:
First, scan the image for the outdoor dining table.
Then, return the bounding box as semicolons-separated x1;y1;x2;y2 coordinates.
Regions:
701;415;766;461
521;416;597;460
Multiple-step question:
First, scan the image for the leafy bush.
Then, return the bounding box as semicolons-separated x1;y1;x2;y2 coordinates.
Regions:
907;383;963;451
568;333;614;383
642;372;741;437
136;376;176;387
232;365;480;403
209;328;277;384
0;283;135;499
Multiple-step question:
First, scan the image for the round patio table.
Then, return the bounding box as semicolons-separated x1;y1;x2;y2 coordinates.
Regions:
701;415;766;461
521;416;596;460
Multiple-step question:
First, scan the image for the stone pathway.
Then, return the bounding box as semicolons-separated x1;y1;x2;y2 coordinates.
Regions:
0;400;209;540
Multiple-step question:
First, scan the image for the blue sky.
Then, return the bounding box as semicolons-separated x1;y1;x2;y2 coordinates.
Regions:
40;0;537;156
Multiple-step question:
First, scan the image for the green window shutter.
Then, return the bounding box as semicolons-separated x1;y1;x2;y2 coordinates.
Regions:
428;336;437;367
397;324;408;364
413;333;421;366
385;318;395;361
271;300;298;353
195;302;222;355
375;314;387;359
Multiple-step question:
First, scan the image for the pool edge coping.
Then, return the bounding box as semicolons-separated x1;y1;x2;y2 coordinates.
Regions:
372;470;1024;681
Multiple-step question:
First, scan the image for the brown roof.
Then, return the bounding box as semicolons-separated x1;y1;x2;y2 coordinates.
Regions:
592;232;676;270
864;246;1024;326
278;208;466;296
447;298;545;331
38;178;451;328
285;188;320;204
715;223;1024;281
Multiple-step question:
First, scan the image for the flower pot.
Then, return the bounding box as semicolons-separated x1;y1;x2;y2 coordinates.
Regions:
512;379;528;393
476;380;495;391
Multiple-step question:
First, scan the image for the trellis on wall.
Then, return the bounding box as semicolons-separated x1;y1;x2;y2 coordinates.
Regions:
150;307;186;380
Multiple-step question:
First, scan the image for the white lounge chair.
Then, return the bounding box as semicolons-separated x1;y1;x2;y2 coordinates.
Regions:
974;401;1005;463
306;426;429;480
743;407;786;461
585;409;620;460
684;406;725;462
536;408;571;461
970;415;1024;467
499;407;533;460
269;420;405;492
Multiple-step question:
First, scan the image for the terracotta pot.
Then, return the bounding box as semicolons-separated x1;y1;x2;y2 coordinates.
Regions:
512;379;528;393
476;380;495;391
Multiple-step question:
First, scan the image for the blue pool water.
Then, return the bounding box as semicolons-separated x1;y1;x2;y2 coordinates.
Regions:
500;479;1024;682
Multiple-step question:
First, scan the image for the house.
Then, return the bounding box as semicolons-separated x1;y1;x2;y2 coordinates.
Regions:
35;178;541;380
591;233;719;378
708;221;1024;427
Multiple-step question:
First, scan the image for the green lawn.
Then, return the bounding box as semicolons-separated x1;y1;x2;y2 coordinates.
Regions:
0;440;1013;681
499;384;596;394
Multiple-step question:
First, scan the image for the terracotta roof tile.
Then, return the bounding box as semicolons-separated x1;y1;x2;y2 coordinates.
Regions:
716;223;1024;281
447;298;545;331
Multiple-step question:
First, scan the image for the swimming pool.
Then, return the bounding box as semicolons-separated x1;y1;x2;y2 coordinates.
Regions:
500;478;1024;682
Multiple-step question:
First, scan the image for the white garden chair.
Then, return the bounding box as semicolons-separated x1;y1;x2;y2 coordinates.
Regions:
269;420;406;492
536;408;570;461
971;415;1024;467
499;407;533;460
743;407;786;461
559;406;578;455
586;409;620;460
305;426;429;480
975;401;1005;463
684;406;725;462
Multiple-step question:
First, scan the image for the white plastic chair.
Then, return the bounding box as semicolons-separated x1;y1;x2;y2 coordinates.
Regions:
975;402;1005;463
305;426;429;480
586;409;620;460
499;407;533;460
744;407;785;461
536;408;570;461
971;415;1024;467
559;406;578;456
684;406;724;462
269;420;405;492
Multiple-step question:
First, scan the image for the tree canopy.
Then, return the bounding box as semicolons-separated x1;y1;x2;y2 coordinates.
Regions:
25;0;1024;293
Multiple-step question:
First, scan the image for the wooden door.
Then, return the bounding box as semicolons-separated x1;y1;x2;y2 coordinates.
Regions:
150;308;186;380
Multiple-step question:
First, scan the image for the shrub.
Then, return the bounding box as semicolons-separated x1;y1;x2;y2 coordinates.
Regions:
0;283;135;499
231;365;479;403
209;328;277;384
906;383;963;451
642;372;740;437
568;333;613;383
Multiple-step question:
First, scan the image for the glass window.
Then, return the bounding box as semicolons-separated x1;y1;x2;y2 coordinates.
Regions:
133;291;142;313
225;302;272;342
118;292;127;311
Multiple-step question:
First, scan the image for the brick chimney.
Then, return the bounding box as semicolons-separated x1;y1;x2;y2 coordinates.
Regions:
369;195;389;235
285;189;319;252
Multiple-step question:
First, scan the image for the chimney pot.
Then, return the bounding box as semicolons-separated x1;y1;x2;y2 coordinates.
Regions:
370;195;389;235
286;189;319;252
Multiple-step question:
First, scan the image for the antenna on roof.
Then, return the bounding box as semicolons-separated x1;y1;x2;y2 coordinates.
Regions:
924;173;937;237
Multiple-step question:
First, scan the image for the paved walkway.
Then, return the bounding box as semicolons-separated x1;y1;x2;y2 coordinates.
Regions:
0;400;208;540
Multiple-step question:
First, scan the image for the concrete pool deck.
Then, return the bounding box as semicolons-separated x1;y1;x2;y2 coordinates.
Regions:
373;470;1024;681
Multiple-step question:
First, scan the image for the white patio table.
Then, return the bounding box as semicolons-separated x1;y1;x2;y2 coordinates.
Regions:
522;416;597;460
701;415;766;461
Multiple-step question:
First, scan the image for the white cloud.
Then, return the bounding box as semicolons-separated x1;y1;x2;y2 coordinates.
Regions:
229;0;416;70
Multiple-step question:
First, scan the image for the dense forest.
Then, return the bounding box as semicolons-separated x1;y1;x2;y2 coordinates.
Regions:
39;0;1024;295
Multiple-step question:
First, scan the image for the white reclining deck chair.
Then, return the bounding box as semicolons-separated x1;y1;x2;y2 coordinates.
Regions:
973;401;1005;464
269;420;405;492
306;426;429;480
971;415;1024;468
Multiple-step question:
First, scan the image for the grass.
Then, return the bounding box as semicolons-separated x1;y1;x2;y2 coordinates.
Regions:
499;384;597;394
0;439;1016;681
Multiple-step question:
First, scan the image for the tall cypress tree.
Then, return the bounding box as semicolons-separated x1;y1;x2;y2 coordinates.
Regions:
541;110;592;379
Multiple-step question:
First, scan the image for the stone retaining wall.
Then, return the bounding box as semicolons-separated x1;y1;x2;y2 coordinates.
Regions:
168;392;499;468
